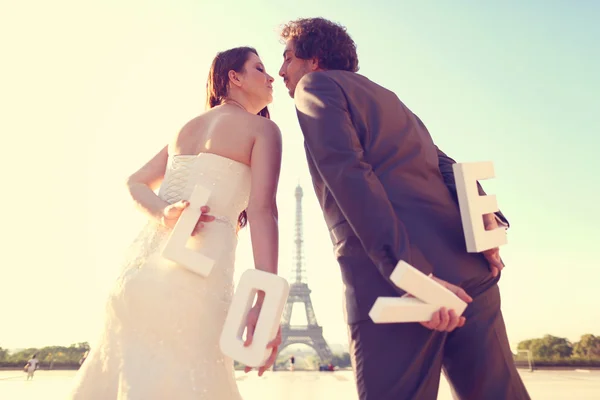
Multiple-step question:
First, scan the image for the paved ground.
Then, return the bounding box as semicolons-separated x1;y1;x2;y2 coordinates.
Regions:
1;369;600;399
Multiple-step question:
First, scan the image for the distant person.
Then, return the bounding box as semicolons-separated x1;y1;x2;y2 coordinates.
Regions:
290;355;295;371
67;46;283;399
25;354;39;380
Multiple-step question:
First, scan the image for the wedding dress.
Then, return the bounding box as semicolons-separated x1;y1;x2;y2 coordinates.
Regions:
68;153;250;399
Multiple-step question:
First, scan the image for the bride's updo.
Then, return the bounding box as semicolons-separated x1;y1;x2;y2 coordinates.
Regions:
205;47;271;230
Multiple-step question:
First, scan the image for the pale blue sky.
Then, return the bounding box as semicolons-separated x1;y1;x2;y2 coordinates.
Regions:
1;0;598;350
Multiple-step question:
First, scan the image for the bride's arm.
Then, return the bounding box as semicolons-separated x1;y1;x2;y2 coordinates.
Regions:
246;121;283;306
125;145;171;224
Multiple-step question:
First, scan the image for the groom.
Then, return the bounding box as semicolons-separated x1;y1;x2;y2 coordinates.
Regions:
278;18;530;400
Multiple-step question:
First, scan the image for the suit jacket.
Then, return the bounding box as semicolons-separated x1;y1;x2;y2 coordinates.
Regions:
294;70;508;323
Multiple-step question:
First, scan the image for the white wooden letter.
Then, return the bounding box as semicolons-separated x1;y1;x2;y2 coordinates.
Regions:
369;297;438;323
369;261;467;323
452;161;507;252
219;269;290;368
161;184;215;277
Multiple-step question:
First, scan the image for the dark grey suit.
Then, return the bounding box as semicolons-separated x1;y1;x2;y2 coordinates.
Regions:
294;70;530;400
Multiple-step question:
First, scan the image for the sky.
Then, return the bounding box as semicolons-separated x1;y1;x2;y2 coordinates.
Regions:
1;0;599;351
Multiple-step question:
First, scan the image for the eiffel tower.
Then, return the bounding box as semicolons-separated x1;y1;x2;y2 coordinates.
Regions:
277;184;333;368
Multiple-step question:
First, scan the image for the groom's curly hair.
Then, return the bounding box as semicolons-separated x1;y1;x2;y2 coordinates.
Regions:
280;18;359;72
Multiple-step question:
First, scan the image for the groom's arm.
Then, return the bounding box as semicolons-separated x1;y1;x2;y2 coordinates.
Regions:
412;114;509;227
294;72;416;292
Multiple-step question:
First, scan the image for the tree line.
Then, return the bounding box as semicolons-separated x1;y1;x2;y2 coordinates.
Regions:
516;334;600;367
0;343;90;369
2;333;598;370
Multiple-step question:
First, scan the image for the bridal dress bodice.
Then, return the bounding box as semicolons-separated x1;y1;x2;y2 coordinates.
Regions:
118;152;252;274
158;153;251;231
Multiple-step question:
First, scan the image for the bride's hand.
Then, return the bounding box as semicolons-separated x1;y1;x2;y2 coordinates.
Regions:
160;201;215;235
243;305;282;376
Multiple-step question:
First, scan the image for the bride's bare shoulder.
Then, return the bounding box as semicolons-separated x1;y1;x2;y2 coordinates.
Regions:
167;114;209;152
179;113;209;133
252;116;281;138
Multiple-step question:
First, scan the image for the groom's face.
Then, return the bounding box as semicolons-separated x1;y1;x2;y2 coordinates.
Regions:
279;40;312;98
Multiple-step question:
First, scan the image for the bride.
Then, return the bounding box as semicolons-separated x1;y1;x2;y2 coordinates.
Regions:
68;46;282;399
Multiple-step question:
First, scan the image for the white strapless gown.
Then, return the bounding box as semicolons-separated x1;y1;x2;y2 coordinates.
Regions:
68;153;250;400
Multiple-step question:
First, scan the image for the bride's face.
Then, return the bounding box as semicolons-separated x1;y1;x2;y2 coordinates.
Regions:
236;53;274;106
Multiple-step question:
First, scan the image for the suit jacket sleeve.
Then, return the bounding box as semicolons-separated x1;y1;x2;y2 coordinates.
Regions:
294;72;415;288
412;114;510;228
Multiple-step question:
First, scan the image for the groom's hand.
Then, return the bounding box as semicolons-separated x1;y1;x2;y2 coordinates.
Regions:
402;274;473;332
243;306;282;377
482;213;505;277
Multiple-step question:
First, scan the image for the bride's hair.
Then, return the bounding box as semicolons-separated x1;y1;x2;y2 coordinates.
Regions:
206;46;271;230
206;46;270;119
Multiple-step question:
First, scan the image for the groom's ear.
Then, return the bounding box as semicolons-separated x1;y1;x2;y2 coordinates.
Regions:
309;58;321;71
